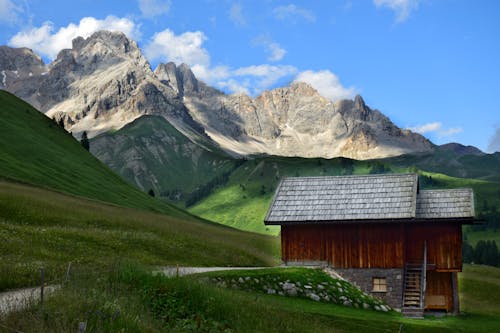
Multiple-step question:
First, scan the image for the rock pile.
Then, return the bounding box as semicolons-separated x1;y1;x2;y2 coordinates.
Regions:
208;274;391;312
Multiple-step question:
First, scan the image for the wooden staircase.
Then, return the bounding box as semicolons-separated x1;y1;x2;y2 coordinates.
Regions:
402;242;427;319
402;264;424;318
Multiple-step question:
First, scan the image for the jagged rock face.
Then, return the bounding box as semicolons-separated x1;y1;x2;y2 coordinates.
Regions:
0;31;205;139
178;67;434;159
0;46;47;105
1;30;433;160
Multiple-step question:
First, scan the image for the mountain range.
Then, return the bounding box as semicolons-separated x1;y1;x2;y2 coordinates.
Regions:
1;30;499;210
1;30;433;158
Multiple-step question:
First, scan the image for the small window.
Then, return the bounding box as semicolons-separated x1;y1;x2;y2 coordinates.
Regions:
372;277;387;292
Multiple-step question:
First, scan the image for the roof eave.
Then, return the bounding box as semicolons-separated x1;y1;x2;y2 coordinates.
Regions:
264;216;477;226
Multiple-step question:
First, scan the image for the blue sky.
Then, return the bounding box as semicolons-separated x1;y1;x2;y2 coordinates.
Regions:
1;0;499;152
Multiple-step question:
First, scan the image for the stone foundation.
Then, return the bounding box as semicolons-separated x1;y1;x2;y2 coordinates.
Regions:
333;268;404;309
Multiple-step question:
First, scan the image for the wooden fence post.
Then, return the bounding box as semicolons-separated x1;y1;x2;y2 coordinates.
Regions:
66;262;72;282
78;321;87;333
40;267;45;306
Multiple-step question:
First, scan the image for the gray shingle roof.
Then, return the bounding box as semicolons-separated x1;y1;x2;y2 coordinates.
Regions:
416;189;474;219
264;173;474;224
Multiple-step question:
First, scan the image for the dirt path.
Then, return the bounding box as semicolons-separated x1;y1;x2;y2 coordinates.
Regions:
157;266;270;277
0;285;59;315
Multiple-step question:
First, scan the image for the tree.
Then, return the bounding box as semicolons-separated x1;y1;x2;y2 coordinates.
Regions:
80;131;90;151
148;189;155;197
57;118;65;129
462;242;474;264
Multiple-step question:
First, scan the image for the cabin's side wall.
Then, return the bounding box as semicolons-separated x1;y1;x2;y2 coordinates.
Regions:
326;224;405;268
281;222;462;270
405;223;462;271
281;224;405;268
281;224;326;265
333;268;404;309
281;222;463;312
425;271;453;311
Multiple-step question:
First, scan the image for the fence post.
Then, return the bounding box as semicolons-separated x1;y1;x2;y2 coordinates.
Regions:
40;267;45;306
78;321;87;333
66;262;72;282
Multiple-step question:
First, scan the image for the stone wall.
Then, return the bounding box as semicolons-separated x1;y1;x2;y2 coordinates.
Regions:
334;268;404;309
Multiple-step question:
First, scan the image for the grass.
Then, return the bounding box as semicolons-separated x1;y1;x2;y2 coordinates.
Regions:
0;180;279;292
189;156;500;235
0;90;186;216
465;229;500;246
2;264;499;332
189;157;373;235
91;115;238;199
195;267;390;311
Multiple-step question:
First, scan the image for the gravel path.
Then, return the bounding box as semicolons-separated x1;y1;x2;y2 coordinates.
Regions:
157;266;270;277
0;285;60;315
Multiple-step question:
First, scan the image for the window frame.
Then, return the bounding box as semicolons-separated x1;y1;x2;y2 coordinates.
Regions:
372;277;388;292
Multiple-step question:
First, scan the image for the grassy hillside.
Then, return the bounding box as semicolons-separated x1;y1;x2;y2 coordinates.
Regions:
0;90;279;292
2;264;499;332
0;90;184;216
383;147;500;181
90;115;239;201
188;157;500;235
0;180;279;291
189;157;375;234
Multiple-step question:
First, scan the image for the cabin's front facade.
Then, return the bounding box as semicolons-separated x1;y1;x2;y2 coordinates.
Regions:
264;174;475;316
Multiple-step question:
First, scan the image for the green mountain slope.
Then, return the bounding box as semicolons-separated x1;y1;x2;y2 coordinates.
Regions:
0;180;279;291
383;144;500;181
90;115;238;201
0;90;183;215
188;156;500;235
189;157;375;235
0;90;279;290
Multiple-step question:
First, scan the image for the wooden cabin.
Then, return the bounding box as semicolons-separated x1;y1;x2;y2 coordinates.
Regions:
264;173;475;317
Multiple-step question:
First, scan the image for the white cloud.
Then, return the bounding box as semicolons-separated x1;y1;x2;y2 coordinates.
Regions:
294;70;356;101
273;4;316;23
438;127;462;137
138;0;171;18
233;65;297;93
408;122;441;134
193;63;297;96
218;78;251;95
0;0;23;25
229;3;246;26
407;122;462;138
253;36;286;62
8;16;139;59
145;29;210;67
143;28;296;95
488;127;500;153
191;64;230;83
373;0;420;22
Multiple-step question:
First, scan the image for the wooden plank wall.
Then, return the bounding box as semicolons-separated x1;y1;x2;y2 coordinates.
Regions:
282;222;462;270
425;271;453;311
405;223;462;270
327;224;405;268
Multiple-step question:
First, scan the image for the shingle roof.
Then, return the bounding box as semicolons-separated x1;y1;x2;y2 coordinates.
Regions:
264;173;475;224
416;189;474;219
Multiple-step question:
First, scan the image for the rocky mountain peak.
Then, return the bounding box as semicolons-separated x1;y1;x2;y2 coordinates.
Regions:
0;46;45;71
0;46;46;89
439;143;484;156
289;81;320;95
354;94;366;110
154;62;180;92
2;31;436;161
176;63;199;95
51;30;150;75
